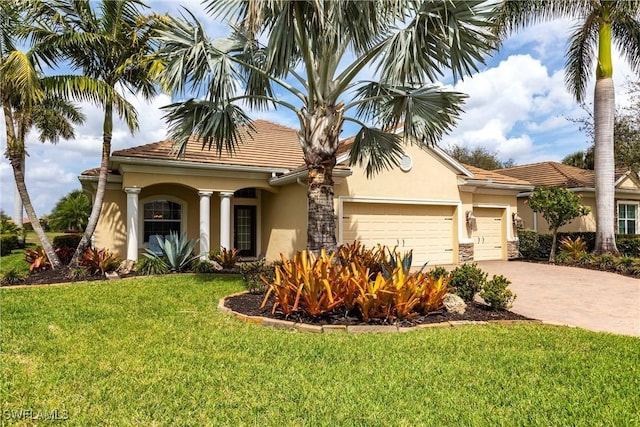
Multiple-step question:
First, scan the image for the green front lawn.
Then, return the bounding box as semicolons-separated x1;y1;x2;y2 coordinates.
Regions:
2;276;639;426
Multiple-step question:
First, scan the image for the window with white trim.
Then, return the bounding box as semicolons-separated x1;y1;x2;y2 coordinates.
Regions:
618;203;638;235
143;200;182;242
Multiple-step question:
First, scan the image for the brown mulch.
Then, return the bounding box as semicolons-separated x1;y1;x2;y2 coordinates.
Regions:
0;267;140;287
224;292;533;327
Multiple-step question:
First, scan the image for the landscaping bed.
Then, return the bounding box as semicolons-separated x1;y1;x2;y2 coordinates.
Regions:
224;291;533;327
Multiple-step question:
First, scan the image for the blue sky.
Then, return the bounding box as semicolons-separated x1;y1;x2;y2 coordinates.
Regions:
1;1;638;218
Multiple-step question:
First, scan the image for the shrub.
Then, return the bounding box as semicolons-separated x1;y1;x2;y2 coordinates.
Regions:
67;267;89;281
192;259;216;273
558;236;588;262
25;247;51;272
148;231;199;272
337;241;384;278
449;263;487;302
137;255;169;276
261;249;456;321
480;275;516;311
238;260;275;293
54;247;75;265
615;256;634;274
617;236;640;257
0;234;19;255
427;266;449;281
594;254;617;271
80;248;120;275
1;268;25;285
52;234;82;250
211;247;240;270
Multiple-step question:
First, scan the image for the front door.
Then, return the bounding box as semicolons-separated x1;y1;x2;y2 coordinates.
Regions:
234;205;256;257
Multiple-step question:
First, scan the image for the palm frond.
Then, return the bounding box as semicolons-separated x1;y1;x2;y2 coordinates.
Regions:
611;10;640;77
493;0;592;39
1;50;44;104
351;82;466;146
377;0;496;85
565;15;598;102
161;99;255;158
347;126;405;178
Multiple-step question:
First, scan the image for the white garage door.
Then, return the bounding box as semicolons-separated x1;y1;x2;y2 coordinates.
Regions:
342;202;455;266
474;208;504;261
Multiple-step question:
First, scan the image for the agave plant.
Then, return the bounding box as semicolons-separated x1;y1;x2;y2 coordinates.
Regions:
144;231;198;272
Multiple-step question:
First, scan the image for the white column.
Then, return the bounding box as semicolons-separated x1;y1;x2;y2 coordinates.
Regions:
219;191;234;249
199;191;213;259
125;187;141;261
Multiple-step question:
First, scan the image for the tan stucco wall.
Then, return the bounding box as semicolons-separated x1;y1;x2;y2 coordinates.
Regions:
261;183;307;261
518;194;597;233
618;176;640;190
94;188;127;258
335;145;461;201
121;168;275;193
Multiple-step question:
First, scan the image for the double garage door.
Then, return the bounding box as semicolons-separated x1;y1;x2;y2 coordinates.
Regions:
342;202;455;266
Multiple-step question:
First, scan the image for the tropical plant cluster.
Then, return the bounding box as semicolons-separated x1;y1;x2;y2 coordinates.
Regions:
554;237;640;277
260;243;515;322
518;230;640;259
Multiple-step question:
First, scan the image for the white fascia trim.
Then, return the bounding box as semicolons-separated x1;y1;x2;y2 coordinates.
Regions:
111;155;291;175
517;187;593;197
78;174;122;184
430;145;473;177
614;171;633;186
337;196;464;247
269;168;353;186
461;179;533;192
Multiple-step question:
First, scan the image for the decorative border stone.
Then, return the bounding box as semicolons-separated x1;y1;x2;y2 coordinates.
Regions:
218;293;544;334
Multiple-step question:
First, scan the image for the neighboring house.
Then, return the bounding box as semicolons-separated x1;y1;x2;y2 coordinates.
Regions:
494;161;640;235
79;120;532;266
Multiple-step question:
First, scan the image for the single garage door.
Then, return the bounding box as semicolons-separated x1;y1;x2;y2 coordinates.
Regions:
342;202;455;266
473;208;505;261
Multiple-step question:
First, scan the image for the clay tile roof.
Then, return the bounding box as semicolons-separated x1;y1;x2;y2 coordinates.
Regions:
111;120;304;170
461;163;531;186
493;161;630;188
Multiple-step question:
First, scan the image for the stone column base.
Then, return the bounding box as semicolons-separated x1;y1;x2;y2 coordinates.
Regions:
458;242;474;263
507;240;519;259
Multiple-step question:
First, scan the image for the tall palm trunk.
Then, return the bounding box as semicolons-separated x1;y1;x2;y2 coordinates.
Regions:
3;105;61;268
593;17;619;256
10;154;62;268
71;103;113;265
299;106;343;253
593;77;619;255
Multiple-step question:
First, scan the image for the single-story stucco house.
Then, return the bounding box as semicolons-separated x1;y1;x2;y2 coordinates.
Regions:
79;120;533;266
493;161;640;235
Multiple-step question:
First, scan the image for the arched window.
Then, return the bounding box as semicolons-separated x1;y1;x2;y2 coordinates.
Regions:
143;200;182;243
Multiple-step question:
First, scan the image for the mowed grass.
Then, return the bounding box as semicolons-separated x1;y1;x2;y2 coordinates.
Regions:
2;276;639;426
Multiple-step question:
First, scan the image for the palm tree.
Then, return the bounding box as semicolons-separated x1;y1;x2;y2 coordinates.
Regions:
157;0;497;252
1;0;105;268
40;0;165;264
48;190;91;232
495;0;640;255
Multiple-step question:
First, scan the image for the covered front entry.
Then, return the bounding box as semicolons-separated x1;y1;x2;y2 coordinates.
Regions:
341;201;455;265
473;207;505;261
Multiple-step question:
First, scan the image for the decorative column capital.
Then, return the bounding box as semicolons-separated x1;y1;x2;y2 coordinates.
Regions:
198;190;214;197
219;191;234;198
124;187;141;194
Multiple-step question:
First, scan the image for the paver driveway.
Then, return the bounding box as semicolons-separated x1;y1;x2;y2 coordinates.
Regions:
475;261;640;337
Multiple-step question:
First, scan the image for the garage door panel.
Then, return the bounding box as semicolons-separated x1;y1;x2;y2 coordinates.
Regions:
343;202;455;265
474;208;504;261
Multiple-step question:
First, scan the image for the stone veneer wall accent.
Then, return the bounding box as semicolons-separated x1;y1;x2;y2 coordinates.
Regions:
507;240;519;259
458;242;474;263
